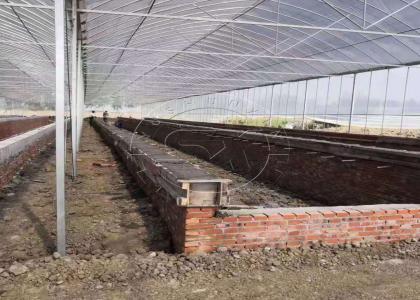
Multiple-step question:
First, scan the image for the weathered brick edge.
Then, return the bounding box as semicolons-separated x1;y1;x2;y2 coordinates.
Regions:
183;205;420;254
0;126;55;189
0;116;51;141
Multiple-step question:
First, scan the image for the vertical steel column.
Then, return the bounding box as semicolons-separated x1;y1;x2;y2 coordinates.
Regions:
203;96;207;122
380;69;390;135
323;77;331;129
313;79;319;123
76;39;83;151
268;85;274;127
70;0;78;177
250;89;255;124
399;67;410;134
278;83;283;120
302;80;308;129
208;96;211;123
285;83;290;122
348;74;357;133
364;72;373;133
55;0;66;256
245;89;250;125
176;98;180;120
209;96;213;123
337;76;343;125
293;82;299;122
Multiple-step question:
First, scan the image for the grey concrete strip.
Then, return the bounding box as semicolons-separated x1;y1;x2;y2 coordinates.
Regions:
220;203;420;216
0;123;55;164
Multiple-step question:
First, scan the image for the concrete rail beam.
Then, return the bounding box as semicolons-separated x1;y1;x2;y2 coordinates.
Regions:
0;123;55;188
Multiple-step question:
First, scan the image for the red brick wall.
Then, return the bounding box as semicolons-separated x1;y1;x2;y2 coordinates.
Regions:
121;119;420;206
98;119;420;254
0;117;52;141
150;192;187;252
183;206;420;254
0;132;54;189
146;118;420;151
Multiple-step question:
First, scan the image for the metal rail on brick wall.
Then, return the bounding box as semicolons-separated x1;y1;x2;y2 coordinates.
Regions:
93;118;231;207
177;179;230;207
134;118;420;169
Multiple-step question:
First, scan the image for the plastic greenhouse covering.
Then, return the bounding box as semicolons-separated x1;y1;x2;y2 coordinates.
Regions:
2;0;420;258
0;0;419;130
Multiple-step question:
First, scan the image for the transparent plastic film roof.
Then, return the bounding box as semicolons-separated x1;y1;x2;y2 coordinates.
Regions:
81;0;420;106
1;0;420;108
0;0;58;110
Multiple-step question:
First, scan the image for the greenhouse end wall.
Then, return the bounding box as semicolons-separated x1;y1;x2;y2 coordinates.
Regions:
142;66;420;134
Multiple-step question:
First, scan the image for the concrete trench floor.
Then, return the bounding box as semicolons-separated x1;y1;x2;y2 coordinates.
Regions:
0;123;419;299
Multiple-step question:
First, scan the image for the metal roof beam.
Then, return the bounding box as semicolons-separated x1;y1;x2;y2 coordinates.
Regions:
76;8;420;39
83;44;403;67
84;61;329;76
365;0;420;29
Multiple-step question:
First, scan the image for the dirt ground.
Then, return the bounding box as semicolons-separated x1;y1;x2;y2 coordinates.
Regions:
0;124;419;299
1;240;419;299
320;125;420;138
0;124;171;265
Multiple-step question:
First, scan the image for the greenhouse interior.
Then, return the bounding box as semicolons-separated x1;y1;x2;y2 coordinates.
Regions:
0;0;420;298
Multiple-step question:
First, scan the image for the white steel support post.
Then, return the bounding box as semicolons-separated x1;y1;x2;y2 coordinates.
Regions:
285;83;290;121
71;0;78;178
55;0;66;256
268;85;274;127
364;72;373;133
313;79;319;120
399;67;410;134
302;80;308;129
77;39;84;151
323;77;331;128
337;76;343;125
348;74;357;133
380;69;390;135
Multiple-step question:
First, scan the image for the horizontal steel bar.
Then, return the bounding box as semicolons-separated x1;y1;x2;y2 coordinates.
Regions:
85;44;403;67
77;8;420;39
86;62;330;76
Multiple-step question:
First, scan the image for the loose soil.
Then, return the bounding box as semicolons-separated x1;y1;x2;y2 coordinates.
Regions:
320;125;420;138
0;241;419;299
0;124;171;266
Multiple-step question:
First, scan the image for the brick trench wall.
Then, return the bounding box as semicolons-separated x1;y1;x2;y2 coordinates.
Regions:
92;120;188;252
0;131;54;189
0;117;52;141
146;118;420;151
183;206;420;254
96;120;420;254
119;118;420;206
